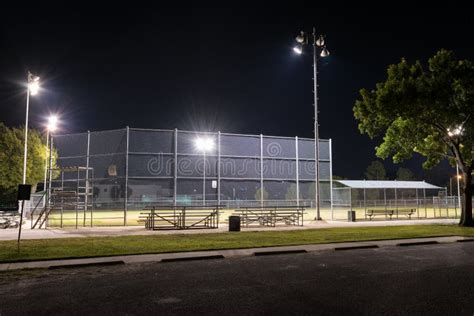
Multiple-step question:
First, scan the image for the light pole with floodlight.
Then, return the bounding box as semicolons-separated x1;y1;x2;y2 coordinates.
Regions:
194;137;215;206
23;71;40;185
293;28;329;220
43;115;58;190
456;165;462;210
447;124;464;211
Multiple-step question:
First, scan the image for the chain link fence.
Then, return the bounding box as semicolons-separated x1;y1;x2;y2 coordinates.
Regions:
50;128;333;226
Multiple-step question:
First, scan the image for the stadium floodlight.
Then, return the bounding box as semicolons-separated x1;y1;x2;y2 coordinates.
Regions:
195;137;215;206
293;45;303;54
43;115;59;193
320;47;330;57
296;31;306;43
22;71;41;185
28;76;40;95
292;27;330;221
315;35;325;47
194;137;215;152
47;115;58;132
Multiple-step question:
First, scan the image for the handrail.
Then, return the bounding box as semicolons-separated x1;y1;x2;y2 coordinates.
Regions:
30;192;47;229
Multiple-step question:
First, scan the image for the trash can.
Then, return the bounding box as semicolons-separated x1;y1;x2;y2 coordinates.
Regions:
348;210;356;222
229;216;241;232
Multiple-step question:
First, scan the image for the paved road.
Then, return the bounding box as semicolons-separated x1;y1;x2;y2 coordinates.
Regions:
1;242;473;315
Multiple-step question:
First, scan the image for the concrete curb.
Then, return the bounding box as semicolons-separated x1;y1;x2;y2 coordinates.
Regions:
1;236;472;272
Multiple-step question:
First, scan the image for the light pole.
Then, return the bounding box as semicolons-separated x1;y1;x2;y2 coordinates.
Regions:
194;137;215;206
447;125;464;212
43;115;58;190
293;28;330;220
456;164;462;210
23;71;40;184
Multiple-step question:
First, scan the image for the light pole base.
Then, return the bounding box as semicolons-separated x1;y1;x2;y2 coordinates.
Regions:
314;217;322;221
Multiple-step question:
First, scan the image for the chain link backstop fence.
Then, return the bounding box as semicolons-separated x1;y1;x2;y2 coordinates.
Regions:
49;128;333;226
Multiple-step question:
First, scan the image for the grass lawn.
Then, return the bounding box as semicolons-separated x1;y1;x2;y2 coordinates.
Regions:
1;225;473;263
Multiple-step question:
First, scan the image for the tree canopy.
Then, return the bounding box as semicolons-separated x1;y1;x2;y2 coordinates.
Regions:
364;161;387;180
396;167;417;181
354;49;474;226
0;123;56;202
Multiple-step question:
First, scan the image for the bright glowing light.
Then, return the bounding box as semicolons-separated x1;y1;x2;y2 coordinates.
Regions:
315;35;325;47
447;125;463;137
295;32;305;44
195;137;215;152
293;45;303;54
320;47;330;57
28;81;40;95
457;174;462;179
47;115;58;132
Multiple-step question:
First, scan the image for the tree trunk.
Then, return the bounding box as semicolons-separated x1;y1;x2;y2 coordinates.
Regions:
459;170;473;227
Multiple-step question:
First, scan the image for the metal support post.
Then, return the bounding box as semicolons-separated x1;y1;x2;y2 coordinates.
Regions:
260;134;264;208
174;128;178;207
329;138;333;220
124;127;129;226
295;136;299;207
217;131;221;207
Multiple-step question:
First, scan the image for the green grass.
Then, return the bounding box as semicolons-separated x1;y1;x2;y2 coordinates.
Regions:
2;225;473;263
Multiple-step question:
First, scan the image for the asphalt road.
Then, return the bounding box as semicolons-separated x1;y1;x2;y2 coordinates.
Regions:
1;242;474;315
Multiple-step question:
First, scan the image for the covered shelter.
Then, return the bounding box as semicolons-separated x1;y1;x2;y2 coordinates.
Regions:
332;180;450;220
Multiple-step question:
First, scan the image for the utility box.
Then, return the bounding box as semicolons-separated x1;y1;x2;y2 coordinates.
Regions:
229;216;241;232
348;210;356;222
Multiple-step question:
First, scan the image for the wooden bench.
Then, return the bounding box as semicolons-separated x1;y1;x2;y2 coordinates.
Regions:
367;208;416;220
139;206;220;230
233;207;304;227
396;208;416;219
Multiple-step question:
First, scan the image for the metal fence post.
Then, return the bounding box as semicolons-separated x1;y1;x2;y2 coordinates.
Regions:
174;128;178;207
48;136;54;227
260;134;264;208
124;127;129;226
416;188;419;219
423;188;427;218
445;187;449;218
86;131;91;227
395;188;398;219
295;136;299;207
329;138;333;220
217;131;221;207
363;188;367;220
349;187;352;214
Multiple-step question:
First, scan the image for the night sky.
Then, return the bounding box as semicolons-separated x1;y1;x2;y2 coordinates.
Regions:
1;4;473;184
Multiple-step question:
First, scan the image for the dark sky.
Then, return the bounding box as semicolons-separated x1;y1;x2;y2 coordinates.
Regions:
1;4;472;183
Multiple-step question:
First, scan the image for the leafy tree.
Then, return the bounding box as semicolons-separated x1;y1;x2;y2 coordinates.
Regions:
354;50;474;226
396;167;416;181
0;123;56;202
364;161;387;180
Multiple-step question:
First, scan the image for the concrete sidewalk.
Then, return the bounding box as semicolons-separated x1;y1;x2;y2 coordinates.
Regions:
1;235;472;272
0;218;459;241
